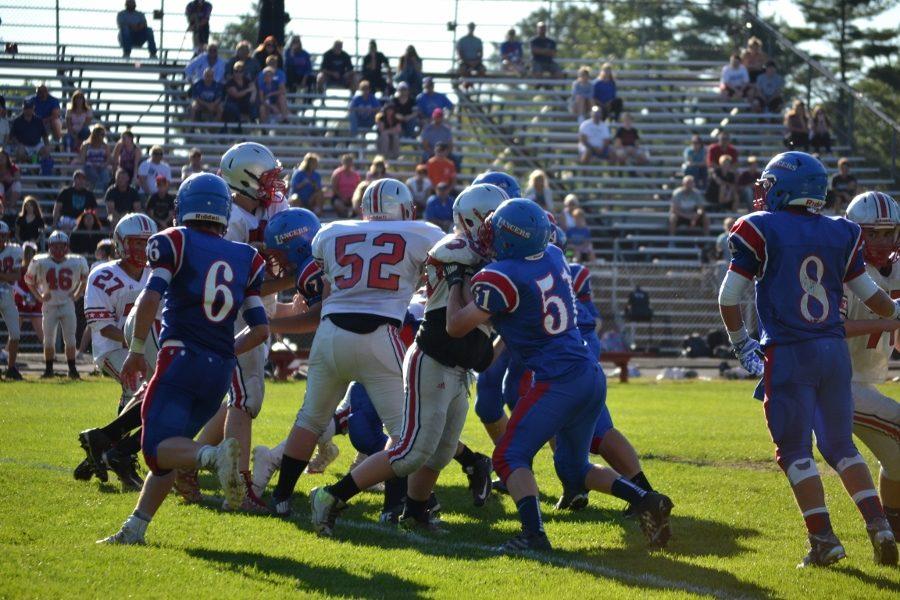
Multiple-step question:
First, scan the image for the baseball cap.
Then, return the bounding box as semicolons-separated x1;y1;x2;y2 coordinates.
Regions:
432;108;444;119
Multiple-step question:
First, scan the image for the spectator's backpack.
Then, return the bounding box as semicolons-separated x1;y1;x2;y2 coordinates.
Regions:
682;333;711;358
624;286;653;321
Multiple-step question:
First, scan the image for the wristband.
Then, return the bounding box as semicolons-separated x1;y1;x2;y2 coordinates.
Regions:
129;337;146;354
726;327;749;345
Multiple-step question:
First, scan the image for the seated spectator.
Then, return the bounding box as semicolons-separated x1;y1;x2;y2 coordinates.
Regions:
736;156;761;210
258;54;288;89
706;131;738;168
79;125;112;193
394;45;423;97
28;85;62;141
71;210;106;255
9;100;50;165
669;175;710;236
416;77;453;127
117;0;157;58
185;0;212;56
365;155;393;183
54;170;98;230
741;37;768;83
719;53;750;101
145;176;175;230
829;157;857;214
15;196;45;243
112;129;141;182
284;36;314;93
330;154;361;218
570;67;592;122
317;40;355;92
0;149;22;214
809;105;832;154
259;67;290;124
190;67;225;122
391;82;418;138
63;90;93;153
184;43;225;85
560;193;580;230
500;28;525;75
565;208;596;263
425;182;455;231
350;180;369;217
420;108;454;163
289;152;324;215
0;96;9;145
104;168;141;226
578;106;612;164
226;41;261;81
253;35;283;71
405;164;431;215
223;62;258;131
525;169;553;211
347;80;380;136
592;63;623;122
783;99;810;151
136;145;172;195
360;40;392;94
612;113;649;166
456;23;486;78
682;135;708;188
715;217;737;263
426;143;457;189
706;155;740;212
376;105;401;159
181;147;207;179
750;61;784;113
530;21;561;77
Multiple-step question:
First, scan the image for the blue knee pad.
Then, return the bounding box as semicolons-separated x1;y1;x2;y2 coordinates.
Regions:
590;404;614;453
475;349;510;423
346;383;388;456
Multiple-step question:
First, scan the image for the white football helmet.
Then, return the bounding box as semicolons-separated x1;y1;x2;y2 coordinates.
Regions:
114;213;158;268
845;191;900;267
219;142;286;208
0;221;10;249
452;183;509;255
361;178;414;221
47;230;69;261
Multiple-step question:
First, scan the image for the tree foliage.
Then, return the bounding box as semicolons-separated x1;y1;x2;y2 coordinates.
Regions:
217;3;260;51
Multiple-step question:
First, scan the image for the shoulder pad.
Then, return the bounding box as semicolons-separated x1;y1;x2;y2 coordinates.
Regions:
428;234;482;266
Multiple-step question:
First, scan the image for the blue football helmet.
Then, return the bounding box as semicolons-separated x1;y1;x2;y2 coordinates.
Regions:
264;207;321;276
549;224;567;250
754;151;828;212
175;172;232;228
485;198;550;260
473;171;521;199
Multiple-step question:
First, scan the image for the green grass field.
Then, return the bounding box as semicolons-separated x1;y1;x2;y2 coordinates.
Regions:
1;378;898;599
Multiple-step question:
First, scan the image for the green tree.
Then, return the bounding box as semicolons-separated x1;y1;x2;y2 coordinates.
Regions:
217;3;259;51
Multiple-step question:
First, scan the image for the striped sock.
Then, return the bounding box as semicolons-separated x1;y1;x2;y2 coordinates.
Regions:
802;507;832;535
853;489;886;525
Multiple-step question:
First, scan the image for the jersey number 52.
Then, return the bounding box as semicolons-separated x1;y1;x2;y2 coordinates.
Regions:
333;233;407;291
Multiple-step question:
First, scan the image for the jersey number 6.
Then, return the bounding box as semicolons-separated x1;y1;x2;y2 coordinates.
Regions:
334;233;407;291
203;260;234;322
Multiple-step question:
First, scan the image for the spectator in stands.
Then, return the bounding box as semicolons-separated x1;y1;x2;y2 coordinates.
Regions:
71;210;106;255
736;156;761;211
347;80;380;136
669;175;710;236
530;21;561;77
719;53;750;101
706;131;738;168
829;157;857;214
456;23;486;79
226;41;261;81
560;193;580;230
289;152;324;215
578;106;612;164
136;145;172;195
416;78;454;127
317;40;355;92
426;143;457;189
330;154;361;218
184;43;225;85
350;180;369;217
181;148;207;179
284;36;314;93
809;105;832;154
405;164;431;215
78;125;112;193
259;67;290;124
682;135;707;189
104;168;141;225
395;45;423;97
570;67;592;122
783;99;810;151
592;63;623;122
420;108;454;163
190;67;225;123
0;150;22;215
716;217;737;263
365;155;393;183
566;209;596;263
9;100;50;165
500;28;525;75
185;0;212;57
612;113;649;166
117;0;158;59
525;169;553;211
112;129;141;182
706;155;740;212
376;104;402;159
425;182;455;231
223;62;258;132
0;97;9;146
28;85;62;142
391;82;418;138
15;196;44;243
145;176;175;230
54;170;98;230
63;90;93;153
750;61;783;113
741;37;768;83
360;40;392;94
254;35;284;71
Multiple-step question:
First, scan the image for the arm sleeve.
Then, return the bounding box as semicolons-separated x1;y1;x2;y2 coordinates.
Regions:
728;218;764;279
718;269;753;306
846;271;880;302
470;268;520;314
570;264;592;301
241;294;268;327
146;229;184;292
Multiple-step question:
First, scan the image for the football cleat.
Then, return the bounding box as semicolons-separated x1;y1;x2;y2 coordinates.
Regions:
633;492;674;549
310;486;346;537
798;531;846;568
866;518;899;566
79;429;112;483
379;503;403;527
173;469;202;503
306;440;340;474
210;438;243;509
427;493;442;523
73;458;93;481
105;448;143;492
96;517;146;546
251;445;282;497
269;495;293;519
464;452;493;507
68;368;81;380
40;369;55;379
555;490;589;511
399;510;448;535
5;366;23;381
496;531;552;554
492;478;508;495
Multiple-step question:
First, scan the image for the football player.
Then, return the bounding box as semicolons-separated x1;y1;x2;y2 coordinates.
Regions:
98;173;270;545
719;151;898;566
13;242;42;360
0;222;24;380
25;230;89;379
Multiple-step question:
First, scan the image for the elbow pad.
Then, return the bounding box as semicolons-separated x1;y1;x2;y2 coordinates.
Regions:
718;269;752;306
846;272;880;304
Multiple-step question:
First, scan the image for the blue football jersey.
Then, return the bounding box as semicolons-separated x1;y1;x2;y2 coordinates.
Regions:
569;262;598;336
295;255;325;307
146;227;268;357
728;209;865;347
471;244;593;381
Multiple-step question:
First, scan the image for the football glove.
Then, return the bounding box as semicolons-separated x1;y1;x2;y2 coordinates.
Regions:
733;337;764;377
443;262;467;288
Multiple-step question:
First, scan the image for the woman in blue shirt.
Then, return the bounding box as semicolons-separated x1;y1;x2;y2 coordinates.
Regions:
289;152;324;215
284;36;314;94
592;63;623;122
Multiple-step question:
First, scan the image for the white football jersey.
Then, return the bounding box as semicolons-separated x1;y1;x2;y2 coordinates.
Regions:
84;260;151;360
25;254;89;306
226;201;286;321
842;263;900;384
423;234;483;313
313;219;444;322
0;243;24;294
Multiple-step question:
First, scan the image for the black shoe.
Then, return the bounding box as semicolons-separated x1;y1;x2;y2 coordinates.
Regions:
68;369;81;380
623;503;638;520
798;531;846;568
464;453;493;507
555;490;589;511
633;492;674;548
492;478;508;495
379;503;403;527
40;370;55;379
79;429;112;483
105;447;144;492
73;458;93;481
426;493;442;523
866;518;899;566
399;509;448;535
5;366;23;381
497;531;552;554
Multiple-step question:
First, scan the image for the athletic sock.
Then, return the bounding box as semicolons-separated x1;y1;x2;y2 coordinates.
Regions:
383;476;408;511
272;455;307;501
630;471;653;493
67;359;77;373
885;506;900;534
100;402;143;440
124;510;151;536
196;445;216;469
516;495;544;535
115;431;141;456
610;477;648;505
454;444;477;470
329;473;361;503
44;360;53;373
404;496;429;522
853;490;886;525
802;507;833;535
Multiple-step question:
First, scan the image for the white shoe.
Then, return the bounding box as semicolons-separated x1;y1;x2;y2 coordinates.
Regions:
310;486;345;537
306;440;340;474
211;438;243;508
97;517;146;545
251;445;282;497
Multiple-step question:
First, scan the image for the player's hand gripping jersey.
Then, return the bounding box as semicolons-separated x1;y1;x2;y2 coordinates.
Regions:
84;260;150;361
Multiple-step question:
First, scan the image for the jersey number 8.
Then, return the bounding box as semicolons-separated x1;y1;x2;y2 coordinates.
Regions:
203;260;234;322
799;255;830;324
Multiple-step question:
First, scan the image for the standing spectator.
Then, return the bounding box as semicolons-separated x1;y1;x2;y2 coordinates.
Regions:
829;157;857;214
185;0;212;56
669;175;710;236
706;131;738;168
578;106;612;164
783;99;810;151
145;176;175;230
330;154;361;218
740;37;768;83
116;0;157;59
223;62;258;132
253;35;284;70
360;40;392;94
570;67;593;122
317;40;355;92
719;53;750;101
424;182;455;231
395;45;423;97
184;43;225;85
524;169;553;211
112;129;141;182
53;170;98;229
751;61;784;113
104;168;140;226
70;210;106;255
391;82;418;138
420;108;454;162
347;80;380;136
405;164;431;215
284;36;314;93
190;67;225;122
289;152;324;215
456;23;486;78
706;155;740;212
612;113;649;166
181;148;207;179
0;150;22;215
15;196;45;243
28;85;62;141
592;63;623;122
426;143;456;189
78;125;112;193
415;77;454;127
63;90;93;153
9;100;50;165
376;104;401;159
226;41;261;81
565;209;596;263
500;28;525;75
736;156;761;211
365;155;392;183
682;135;708;188
258;67;290;124
529;21;561;77
809;105;832;154
136;145;171;195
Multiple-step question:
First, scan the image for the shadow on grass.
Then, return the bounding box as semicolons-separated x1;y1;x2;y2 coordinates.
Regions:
835;564;900;593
